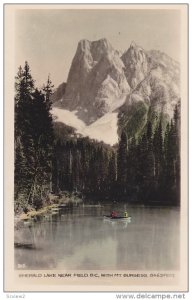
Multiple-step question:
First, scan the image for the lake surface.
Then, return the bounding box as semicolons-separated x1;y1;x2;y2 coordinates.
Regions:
15;204;180;270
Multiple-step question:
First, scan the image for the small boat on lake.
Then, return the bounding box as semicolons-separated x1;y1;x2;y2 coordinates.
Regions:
103;215;132;222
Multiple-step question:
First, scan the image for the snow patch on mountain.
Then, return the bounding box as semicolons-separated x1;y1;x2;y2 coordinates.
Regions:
52;107;85;130
52;107;119;145
84;112;119;145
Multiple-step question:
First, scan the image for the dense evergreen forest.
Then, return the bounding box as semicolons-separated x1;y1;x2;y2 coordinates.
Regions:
14;62;180;213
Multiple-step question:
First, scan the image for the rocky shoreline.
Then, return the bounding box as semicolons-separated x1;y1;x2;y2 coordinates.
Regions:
14;192;83;223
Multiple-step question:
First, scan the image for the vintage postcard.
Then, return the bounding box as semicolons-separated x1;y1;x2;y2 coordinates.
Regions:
4;4;188;292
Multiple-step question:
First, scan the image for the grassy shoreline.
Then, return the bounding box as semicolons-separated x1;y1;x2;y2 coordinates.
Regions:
17;203;59;220
15;192;83;221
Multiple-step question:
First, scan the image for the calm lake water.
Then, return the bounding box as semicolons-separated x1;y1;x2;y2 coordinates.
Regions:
15;204;180;270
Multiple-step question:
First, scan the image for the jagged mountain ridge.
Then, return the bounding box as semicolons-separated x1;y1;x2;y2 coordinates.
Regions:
118;46;180;138
54;38;130;124
53;38;180;144
121;41;149;89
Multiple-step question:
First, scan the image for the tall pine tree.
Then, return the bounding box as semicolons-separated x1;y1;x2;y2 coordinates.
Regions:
14;63;54;211
117;130;128;196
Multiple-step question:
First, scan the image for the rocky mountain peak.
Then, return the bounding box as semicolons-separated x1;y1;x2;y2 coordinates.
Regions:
91;38;112;51
76;38;113;64
53;38;180;131
56;38;130;124
121;42;148;89
130;40;137;48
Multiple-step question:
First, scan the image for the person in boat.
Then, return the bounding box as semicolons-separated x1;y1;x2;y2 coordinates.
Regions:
111;211;117;218
124;211;128;218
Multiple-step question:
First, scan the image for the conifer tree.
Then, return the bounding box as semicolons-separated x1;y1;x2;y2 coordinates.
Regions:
153;120;163;181
42;75;54;110
14;63;54;210
126;136;137;191
14;62;35;209
108;152;117;186
163;104;180;204
117;130;128;195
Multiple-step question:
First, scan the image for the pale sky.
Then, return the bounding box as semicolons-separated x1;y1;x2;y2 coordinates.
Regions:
15;8;181;88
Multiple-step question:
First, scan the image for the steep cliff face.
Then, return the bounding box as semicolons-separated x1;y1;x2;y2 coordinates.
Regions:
147;50;180;117
119;48;180;137
55;38;130;124
121;41;149;89
51;82;67;103
53;38;180;144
